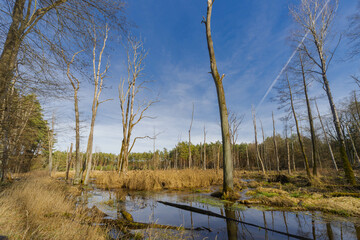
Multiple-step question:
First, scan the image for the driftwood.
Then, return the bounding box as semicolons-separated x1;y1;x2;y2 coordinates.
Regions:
158;200;311;240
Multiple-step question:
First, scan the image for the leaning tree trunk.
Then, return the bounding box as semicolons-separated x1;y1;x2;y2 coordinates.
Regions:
204;0;233;194
322;74;355;184
299;54;318;176
287;76;311;180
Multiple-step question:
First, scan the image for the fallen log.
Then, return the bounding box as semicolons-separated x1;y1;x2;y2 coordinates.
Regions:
158;200;311;240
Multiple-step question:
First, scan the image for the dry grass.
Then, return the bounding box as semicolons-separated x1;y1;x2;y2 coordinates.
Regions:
93;169;224;190
0;171;106;240
244;186;360;217
54;169;229;190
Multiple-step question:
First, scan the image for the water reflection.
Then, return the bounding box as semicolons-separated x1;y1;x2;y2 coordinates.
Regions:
80;188;360;240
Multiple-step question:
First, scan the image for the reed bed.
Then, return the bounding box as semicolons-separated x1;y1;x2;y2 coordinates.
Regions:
0;171;106;240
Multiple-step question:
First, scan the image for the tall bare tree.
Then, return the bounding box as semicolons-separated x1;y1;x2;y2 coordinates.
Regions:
203;0;234;194
252;106;266;175
291;0;355;184
203;125;207;170
229;111;244;168
61;49;83;184
298;53;318;176
272;112;280;172
260;119;267;171
286;75;312;180
83;25;110;185
118;38;157;173
188;103;194;168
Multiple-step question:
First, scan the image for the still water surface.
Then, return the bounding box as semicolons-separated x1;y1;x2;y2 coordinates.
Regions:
79;187;360;240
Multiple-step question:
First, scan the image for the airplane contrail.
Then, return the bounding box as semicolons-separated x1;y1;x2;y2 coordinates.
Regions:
255;0;332;113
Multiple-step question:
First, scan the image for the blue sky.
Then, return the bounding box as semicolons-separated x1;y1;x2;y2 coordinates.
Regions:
48;0;360;154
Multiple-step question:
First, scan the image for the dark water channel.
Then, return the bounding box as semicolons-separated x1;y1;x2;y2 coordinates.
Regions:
78;185;360;240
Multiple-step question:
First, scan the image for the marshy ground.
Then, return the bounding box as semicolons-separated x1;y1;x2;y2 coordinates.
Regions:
1;169;360;239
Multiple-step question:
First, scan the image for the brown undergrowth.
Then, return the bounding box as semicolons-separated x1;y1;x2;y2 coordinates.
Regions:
0;171;106;240
55;169;231;191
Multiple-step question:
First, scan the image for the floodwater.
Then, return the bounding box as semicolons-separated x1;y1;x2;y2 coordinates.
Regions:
78;186;360;240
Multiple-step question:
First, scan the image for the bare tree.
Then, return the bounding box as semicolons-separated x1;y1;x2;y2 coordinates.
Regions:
284;118;291;175
229;111;244;168
252;106;266;175
188;103;194;168
118;38;157;173
298;53;318;176
203;125;207;170
61;49;83;184
291;0;355;184
315;99;338;171
345;123;360;166
272;112;280;172
203;0;234;194
260;119;267;171
286;75;312;180
65;143;73;181
83;25;110;185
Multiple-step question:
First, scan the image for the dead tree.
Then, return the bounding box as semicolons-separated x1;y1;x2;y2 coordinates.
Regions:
203;125;207;170
345;123;360;166
315;100;338;171
252;106;266;175
284;118;291;175
246;144;250;170
83;25;109;185
65;143;73;181
291;0;355;184
298;53;318;176
118;38;157;173
286;76;311;180
188;103;194;168
229;111;244;169
203;0;234;194
272;112;280;172
61;49;83;184
260;119;267;171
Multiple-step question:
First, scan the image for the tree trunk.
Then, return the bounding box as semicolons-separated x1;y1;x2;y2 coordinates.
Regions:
299;54;318;176
73;90;82;184
272;112;280;172
260;119;267;171
246;144;250;171
345;123;360;166
188;103;194;168
322;74;355;184
204;0;233;194
203;125;207;170
315;100;338;171
287;76;311;180
84;104;98;185
66;143;73;181
252;107;266;175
